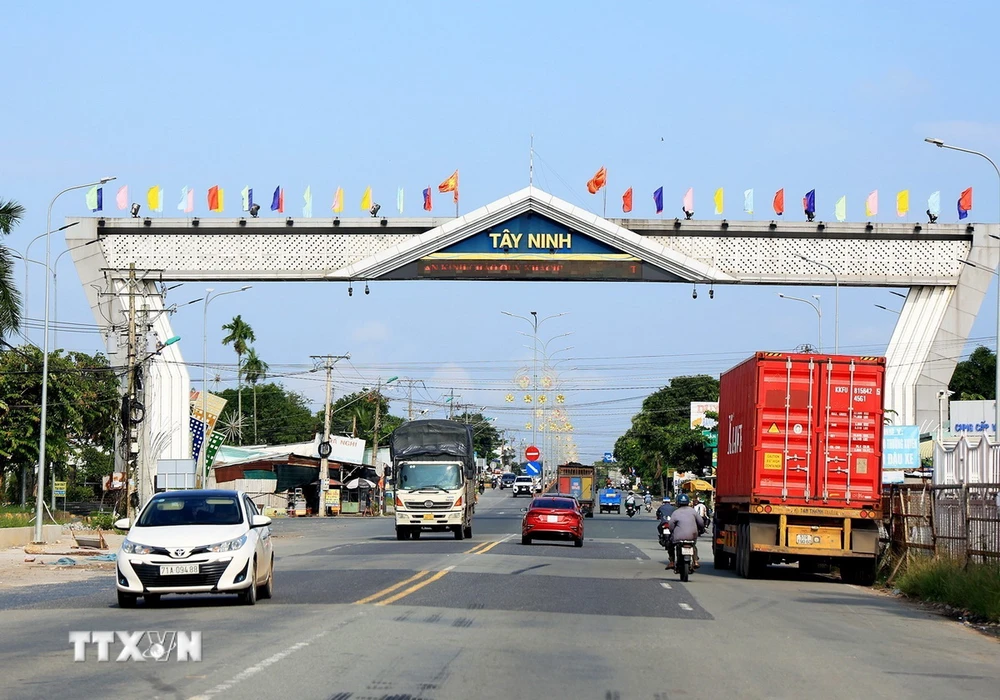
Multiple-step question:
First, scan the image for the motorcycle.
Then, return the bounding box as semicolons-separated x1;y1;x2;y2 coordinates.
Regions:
657;520;671;550
644;501;652;513
478;482;486;495
625;502;638;518
673;539;697;582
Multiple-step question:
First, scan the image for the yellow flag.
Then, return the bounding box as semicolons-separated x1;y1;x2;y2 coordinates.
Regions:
216;187;224;213
360;186;372;211
896;190;909;217
146;185;162;212
714;188;724;215
332;187;344;213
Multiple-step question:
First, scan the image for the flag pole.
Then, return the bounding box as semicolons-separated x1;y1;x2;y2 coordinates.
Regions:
602;186;607;218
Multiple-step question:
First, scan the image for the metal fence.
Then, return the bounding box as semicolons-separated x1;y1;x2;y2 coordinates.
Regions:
883;483;1000;566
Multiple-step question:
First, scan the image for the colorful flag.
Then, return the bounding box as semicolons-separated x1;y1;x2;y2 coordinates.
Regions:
271;186;284;213
586;167;607;195
397;186;404;214
713;188;724;215
803;189;816;216
178;186;194;213
622;187;633;213
360;186;372;211
835;195;847;222
303;186;313;218
773;188;784;215
116;185;128;211
682;187;694;214
423;187;432;211
896;190;909;217
332;187;343;213
958;187;973;219
928;191;941;216
743;189;753;215
241;186;252;212
865;190;878;218
147;186;162;212
208;185;221;212
85;186;102;212
653;187;663;214
438;170;459;202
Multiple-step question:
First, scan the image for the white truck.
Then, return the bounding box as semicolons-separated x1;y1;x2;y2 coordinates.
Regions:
390;419;476;541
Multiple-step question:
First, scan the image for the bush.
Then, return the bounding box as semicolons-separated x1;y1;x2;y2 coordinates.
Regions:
896;557;1000;623
89;512;116;530
67;485;95;502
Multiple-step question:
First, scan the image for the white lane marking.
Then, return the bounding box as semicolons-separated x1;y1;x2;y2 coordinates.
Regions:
679;603;693;611
660;582;672;589
635;556;642;561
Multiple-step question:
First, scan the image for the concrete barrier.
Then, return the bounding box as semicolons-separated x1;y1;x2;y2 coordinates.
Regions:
0;525;65;549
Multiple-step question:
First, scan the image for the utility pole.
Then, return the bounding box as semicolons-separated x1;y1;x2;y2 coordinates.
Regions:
395;378;425;421
311;353;350;518
448;388;455;419
124;264;137;522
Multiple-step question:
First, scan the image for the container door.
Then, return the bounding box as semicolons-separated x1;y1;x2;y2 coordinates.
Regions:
816;359;884;506
757;357;821;502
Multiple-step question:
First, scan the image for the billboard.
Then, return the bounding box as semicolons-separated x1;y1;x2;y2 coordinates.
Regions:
883;425;920;484
322;435;366;464
949;399;996;435
690;402;719;430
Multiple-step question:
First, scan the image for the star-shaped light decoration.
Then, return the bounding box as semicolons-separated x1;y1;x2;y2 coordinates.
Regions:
555;394;565;404
524;422;533;430
523;394;532;403
538;394;547;404
505;393;515;403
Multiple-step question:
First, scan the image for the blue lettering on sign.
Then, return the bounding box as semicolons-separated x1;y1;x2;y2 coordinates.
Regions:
883;425;921;479
570;477;582;499
954;422;996;433
437;212;623;255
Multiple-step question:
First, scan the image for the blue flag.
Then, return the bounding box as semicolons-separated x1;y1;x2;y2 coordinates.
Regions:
803;189;816;215
958;198;968;220
270;186;283;213
653;186;663;214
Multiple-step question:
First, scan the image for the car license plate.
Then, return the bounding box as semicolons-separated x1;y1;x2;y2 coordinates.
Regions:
423;513;435;520
159;564;199;576
546;515;559;523
795;534;814;545
681;546;694;556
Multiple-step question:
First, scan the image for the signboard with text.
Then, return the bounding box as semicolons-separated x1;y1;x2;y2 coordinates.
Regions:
883;425;920;483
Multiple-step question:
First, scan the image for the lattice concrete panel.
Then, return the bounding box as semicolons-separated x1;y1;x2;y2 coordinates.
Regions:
103;233;414;274
646;236;969;284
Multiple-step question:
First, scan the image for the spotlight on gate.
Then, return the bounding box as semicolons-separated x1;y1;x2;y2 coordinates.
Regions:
692;285;698;300
249;203;260;218
709;285;715;299
364;283;370;295
927;209;938;223
369;203;381;217
130;203;141;218
683;207;694;220
348;282;353;297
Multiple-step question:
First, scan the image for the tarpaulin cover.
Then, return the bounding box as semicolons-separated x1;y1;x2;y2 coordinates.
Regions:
390;419;474;461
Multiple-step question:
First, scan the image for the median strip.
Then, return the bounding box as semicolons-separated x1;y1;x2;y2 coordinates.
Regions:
353;570;431;605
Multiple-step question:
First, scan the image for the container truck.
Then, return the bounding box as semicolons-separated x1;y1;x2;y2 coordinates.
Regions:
390;419;476;541
555;463;596;517
712;352;884;584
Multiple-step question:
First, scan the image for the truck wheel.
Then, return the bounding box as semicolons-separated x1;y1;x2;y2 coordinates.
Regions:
396;527;407;541
463;524;473;539
713;547;732;570
853;560;877;586
584;510;594;519
412;530;421;539
454;525;465;541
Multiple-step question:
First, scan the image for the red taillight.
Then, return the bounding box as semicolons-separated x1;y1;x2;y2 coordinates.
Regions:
860;510;869;518
764;505;772;513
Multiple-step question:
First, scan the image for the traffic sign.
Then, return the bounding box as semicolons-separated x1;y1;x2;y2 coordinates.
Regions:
525;461;541;476
603;452;614;463
318;441;332;458
525;445;540;462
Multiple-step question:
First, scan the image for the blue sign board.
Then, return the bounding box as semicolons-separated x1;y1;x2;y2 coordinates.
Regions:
438;213;623;256
883;425;920;483
603;452;614;463
525;461;541;476
569;477;583;499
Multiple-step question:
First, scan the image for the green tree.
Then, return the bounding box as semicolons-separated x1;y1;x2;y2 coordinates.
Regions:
242;347;269;444
452;411;501;462
217;383;316;446
0;198;26;339
221;314;255;443
949;345;995;400
318;390;404;449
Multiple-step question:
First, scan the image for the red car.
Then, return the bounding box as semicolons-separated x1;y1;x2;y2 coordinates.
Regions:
521;497;584;547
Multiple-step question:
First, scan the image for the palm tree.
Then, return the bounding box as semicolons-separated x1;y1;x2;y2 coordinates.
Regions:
220;314;255;444
0;199;26;340
243;347;269;445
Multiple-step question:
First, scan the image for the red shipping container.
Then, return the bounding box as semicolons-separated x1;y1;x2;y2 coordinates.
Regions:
717;352;884;509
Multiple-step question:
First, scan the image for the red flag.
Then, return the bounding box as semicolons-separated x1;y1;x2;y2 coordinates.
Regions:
422;187;432;211
959;187;973;213
586;167;607;194
622;187;633;213
773;188;785;215
207;185;220;212
438;170;459;203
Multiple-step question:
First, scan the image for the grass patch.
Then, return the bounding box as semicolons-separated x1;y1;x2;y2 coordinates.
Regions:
0;511;34;528
896;557;1000;623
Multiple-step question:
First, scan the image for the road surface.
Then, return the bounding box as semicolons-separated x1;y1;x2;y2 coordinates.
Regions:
0;489;996;699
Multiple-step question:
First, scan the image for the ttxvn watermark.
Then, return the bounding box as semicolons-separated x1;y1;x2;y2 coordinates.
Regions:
69;631;202;662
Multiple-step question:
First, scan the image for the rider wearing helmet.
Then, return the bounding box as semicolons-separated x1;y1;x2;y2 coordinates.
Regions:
655;496;675;522
666;493;706;570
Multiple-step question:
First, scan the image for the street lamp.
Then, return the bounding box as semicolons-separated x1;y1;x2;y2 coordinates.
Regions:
21;222;78;333
927;137;1000;442
34;178;115;544
52;239;101;348
777;293;822;351
874;304;900;315
201;286;252;485
794;253;839;353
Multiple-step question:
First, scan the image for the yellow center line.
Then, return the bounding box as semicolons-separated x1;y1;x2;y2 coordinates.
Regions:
474;540;503;555
464;540;493;555
353;570;430;605
375;568;452;606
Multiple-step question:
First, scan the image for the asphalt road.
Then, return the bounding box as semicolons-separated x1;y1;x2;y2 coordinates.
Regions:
0;489;997;700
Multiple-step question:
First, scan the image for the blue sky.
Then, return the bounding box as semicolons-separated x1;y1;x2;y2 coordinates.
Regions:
3;1;1000;461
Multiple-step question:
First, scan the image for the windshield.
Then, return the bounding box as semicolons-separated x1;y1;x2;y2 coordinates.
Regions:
531;498;576;510
137;494;244;527
397;462;463;491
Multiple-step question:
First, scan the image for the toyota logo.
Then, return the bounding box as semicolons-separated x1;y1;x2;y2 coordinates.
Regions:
424;500;434;508
173;548;187;558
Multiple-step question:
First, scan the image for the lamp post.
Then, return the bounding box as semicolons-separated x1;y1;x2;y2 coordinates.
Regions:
34;178;115;544
52;239;101;349
21;223;78;336
794;253;839;354
874;304;900;315
777;293;822;351
201;286;252;485
928;138;1000;442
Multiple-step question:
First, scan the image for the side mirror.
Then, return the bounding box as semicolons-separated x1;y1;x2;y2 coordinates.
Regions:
113;518;131;530
520;507;528;513
251;514;272;528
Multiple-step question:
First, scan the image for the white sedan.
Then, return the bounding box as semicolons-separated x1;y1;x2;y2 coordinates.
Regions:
114;489;274;607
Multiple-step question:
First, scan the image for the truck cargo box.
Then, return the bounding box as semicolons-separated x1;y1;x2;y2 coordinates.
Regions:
717;352;885;509
555;464;596;517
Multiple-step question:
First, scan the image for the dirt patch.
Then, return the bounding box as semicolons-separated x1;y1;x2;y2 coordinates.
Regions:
873;585;1000;641
0;547;115;589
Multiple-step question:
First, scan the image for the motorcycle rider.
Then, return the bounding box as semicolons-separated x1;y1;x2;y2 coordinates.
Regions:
625;490;637;514
666;493;705;570
655;496;675;522
643;492;652;511
693;495;708;521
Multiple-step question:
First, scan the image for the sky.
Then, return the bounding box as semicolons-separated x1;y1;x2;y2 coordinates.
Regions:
3;0;1000;462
